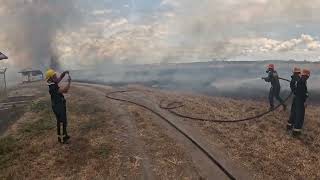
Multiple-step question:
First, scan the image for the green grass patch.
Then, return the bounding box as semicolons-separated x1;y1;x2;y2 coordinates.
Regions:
30;100;50;113
19;117;55;137
0;136;21;169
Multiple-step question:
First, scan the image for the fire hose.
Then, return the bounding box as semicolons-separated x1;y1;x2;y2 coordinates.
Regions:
105;90;237;179
104;77;291;179
106;77;291;123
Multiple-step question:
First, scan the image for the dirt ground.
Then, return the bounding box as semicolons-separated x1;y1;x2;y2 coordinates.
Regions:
0;83;202;179
1;82;320;179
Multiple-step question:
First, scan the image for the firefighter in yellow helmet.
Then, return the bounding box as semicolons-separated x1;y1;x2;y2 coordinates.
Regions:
292;69;310;137
46;69;71;144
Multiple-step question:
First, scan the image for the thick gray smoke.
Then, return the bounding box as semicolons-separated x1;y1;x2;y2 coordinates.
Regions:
0;0;79;70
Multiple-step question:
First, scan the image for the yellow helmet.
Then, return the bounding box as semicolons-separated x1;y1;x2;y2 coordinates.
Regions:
45;69;56;81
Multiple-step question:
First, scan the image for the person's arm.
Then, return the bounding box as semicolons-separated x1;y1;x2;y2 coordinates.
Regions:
304;83;309;108
58;74;71;94
56;71;69;83
290;77;296;93
262;71;272;82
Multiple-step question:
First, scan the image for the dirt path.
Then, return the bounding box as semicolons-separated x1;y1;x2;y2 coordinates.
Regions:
74;83;204;179
75;83;250;179
77;85;156;179
1;82;205;179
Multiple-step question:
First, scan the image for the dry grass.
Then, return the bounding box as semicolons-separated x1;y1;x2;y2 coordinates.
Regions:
0;85;202;179
0;88;118;179
137;86;320;179
128;105;201;179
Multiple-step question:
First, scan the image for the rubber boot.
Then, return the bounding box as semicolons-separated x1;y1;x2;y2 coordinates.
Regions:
292;130;302;138
58;136;62;143
282;104;287;111
269;106;274;111
63;135;70;144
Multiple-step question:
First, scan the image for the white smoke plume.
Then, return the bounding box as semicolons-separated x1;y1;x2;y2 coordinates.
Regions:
56;0;320;66
0;0;80;69
2;0;320;69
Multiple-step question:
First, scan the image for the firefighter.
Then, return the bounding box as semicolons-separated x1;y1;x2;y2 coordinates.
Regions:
292;69;310;137
46;69;71;144
262;64;286;111
287;67;301;130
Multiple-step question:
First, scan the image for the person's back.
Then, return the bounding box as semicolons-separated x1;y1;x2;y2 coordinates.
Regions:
292;69;310;137
287;68;301;131
46;69;71;144
296;77;308;101
267;70;281;88
48;82;66;106
290;73;300;94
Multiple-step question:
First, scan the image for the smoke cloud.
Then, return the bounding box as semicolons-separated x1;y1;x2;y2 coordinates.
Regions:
2;0;320;69
54;0;320;66
0;0;80;70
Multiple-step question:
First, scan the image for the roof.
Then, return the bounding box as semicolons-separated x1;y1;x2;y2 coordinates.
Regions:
0;52;8;61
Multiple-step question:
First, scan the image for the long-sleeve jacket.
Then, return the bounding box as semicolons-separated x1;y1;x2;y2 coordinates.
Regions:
295;79;309;102
264;70;280;88
290;74;300;95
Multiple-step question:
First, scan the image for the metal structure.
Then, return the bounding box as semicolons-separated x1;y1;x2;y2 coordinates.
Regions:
18;69;44;83
0;52;8;95
0;68;7;94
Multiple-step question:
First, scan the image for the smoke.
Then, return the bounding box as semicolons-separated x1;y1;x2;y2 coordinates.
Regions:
0;0;80;70
1;0;320;69
160;0;320;59
51;0;320;66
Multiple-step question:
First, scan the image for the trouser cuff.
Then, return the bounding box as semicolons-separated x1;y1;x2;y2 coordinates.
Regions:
293;128;302;132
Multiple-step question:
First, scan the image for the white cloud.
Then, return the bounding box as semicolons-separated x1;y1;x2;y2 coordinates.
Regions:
232;34;320;59
92;9;113;16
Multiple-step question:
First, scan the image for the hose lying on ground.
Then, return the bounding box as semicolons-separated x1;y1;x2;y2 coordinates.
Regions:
105;89;236;179
159;77;292;123
106;77;292;123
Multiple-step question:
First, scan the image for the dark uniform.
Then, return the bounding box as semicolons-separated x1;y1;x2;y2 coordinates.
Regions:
264;70;286;109
48;82;68;142
288;74;300;129
293;78;308;132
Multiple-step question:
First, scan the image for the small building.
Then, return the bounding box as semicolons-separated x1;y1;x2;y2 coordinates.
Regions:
18;69;44;83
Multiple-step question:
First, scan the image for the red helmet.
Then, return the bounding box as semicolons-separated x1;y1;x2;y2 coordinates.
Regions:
267;64;275;70
293;67;301;73
301;69;311;77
